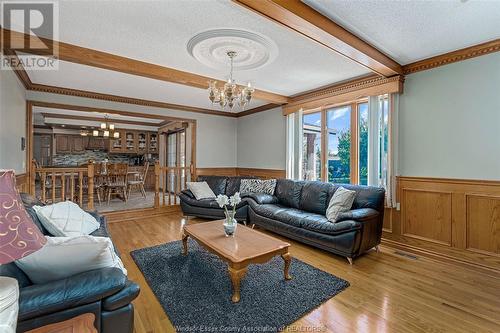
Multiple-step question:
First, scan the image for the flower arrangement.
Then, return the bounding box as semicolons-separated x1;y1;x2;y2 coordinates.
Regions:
216;192;242;222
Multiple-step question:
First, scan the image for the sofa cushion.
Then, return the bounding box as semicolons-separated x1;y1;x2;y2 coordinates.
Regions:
240;179;277;195
15;236;127;284
275;179;305;209
32;202;100;237
299;181;333;215
302;218;361;236
186;182;216;200
327;184;385;211
326;186;357;222
197;176;227;196
226;176;255;196
252;204;317;228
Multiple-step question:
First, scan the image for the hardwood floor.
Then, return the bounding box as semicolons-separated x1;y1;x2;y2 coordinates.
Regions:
108;212;500;333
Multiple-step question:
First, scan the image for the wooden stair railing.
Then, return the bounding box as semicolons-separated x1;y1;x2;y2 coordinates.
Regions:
154;161;192;208
31;160;95;210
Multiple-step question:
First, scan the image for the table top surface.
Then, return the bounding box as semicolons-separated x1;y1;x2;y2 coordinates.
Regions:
183;220;290;263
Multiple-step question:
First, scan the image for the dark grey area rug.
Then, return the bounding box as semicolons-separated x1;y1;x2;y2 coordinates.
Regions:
131;240;349;332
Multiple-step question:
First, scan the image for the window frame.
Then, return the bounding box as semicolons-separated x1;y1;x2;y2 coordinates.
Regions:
302;98;368;184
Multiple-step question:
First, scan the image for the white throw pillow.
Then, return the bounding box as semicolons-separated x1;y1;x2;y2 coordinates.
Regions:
186;181;216;200
32;201;100;237
15;236;127;284
326;187;357;223
0;277;18;333
240;179;277;195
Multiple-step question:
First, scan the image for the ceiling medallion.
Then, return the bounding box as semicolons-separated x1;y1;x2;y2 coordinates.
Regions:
186;29;278;71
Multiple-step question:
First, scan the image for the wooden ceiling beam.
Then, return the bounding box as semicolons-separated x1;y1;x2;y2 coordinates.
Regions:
41;113;162;127
1;28;289;104
233;0;403;77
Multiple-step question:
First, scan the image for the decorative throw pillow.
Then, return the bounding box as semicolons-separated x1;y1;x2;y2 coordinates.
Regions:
15;236;127;284
32;201;100;237
240;179;277;195
326;187;357;223
186;181;216;200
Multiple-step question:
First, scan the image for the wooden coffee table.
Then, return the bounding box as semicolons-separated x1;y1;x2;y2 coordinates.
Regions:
182;220;292;303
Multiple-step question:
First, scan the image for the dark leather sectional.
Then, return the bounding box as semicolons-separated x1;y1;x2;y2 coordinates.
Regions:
0;194;139;333
180;176;385;262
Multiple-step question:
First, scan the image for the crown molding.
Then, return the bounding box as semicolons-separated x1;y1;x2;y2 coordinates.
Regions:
283;74;404;115
29;101;193;122
402;39;500;75
236;103;280;118
41;113;162;127
29;84;240;118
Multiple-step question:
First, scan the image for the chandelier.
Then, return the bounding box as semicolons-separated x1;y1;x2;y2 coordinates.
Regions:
207;51;255;111
82;115;120;138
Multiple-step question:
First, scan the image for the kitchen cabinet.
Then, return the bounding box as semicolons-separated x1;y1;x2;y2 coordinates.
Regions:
137;132;147;154
124;131;137;153
87;137;107;150
109;130;125;153
148;132;158;154
72;136;86;153
55;135;71;153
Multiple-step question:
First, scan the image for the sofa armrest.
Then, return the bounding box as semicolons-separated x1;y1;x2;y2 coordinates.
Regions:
243;193;278;205
102;280;140;311
18;267;126;321
336;208;379;223
180;189;195;199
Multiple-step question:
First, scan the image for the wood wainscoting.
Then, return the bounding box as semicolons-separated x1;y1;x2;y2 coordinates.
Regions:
195;167;285;179
15;173;29;193
382;176;500;273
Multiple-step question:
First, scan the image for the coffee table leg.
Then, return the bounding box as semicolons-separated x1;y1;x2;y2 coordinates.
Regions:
228;266;247;303
281;253;292;280
182;234;189;255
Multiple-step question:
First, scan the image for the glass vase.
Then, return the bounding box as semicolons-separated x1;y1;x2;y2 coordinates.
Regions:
223;210;237;237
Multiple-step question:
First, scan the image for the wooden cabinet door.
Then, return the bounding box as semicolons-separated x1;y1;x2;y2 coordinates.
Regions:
109;130;124;153
124;131;137;153
72;136;86;153
148;132;158;154
56;135;71;153
137;132;147;154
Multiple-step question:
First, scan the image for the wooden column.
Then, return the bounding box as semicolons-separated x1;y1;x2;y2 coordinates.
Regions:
87;164;94;210
154;161;160;208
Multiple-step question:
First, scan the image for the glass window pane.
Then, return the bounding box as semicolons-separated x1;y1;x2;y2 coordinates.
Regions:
358;102;368;185
302;112;321;181
327;106;351;184
379;96;389;188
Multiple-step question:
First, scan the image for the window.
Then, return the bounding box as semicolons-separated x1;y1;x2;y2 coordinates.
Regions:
327;105;351;184
358;102;368;185
298;100;372;185
302;112;322;181
378;95;389;188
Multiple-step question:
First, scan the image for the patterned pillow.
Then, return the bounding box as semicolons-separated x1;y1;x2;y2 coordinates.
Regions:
326;186;357;223
240;179;277;195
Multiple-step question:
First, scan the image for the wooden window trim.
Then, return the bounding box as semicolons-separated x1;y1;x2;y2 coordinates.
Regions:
303;98;367;184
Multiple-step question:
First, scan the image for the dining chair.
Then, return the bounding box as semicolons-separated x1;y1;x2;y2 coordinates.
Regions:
127;162;149;198
107;163;128;205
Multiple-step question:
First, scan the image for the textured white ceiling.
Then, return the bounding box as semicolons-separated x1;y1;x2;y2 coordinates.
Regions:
304;0;500;64
26;60;268;112
30;0;369;96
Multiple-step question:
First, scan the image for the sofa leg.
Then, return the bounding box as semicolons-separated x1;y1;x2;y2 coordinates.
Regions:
375;245;381;253
346;257;353;265
250;224;255;229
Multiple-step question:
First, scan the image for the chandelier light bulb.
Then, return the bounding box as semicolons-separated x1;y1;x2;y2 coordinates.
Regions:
109;124;115;130
103;130;110;137
93;130;99;137
113;132;120;139
100;122;106;129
